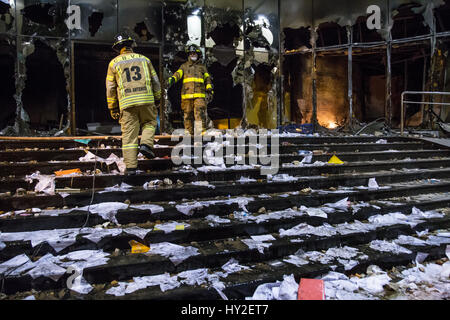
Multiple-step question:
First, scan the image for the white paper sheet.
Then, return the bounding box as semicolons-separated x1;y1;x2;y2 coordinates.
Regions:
146;242;199;265
221;258;250;274
369;240;412;255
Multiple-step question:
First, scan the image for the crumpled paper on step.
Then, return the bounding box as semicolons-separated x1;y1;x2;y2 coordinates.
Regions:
0;254;33;275
26;253;67;281
78;202;129;224
279;223;337;238
267;174;299;182
130;203;164;214
81;228;123;243
369;240;412;255
123;226;152;239
323;198;350;211
335;220;377;235
283;254;309;267
0;228;81;253
0;227;126;252
241;235;275;254
106;273;180;296
146;242;199;265
205;215;231;226
176;202;205;216
25;172;55;195
238;176;257;183
98;183;133;194
190;181;216;189
246;274;298;300
1;250;110;286
368;211;424;228
221;258;250;274
79;152;125;173
178;268;209;286
153;221;190;233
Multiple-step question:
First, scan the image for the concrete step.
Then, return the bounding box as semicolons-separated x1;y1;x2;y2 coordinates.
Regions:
1;167;450;211
1;149;450;179
0;135;418;151
0;141;436;163
1;196;449;261
2;211;448;295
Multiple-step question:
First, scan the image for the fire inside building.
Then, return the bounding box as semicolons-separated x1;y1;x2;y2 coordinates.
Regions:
0;0;449;302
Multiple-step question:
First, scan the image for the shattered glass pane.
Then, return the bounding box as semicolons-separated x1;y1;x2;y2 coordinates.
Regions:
69;0;117;40
0;0;15;33
118;0;162;44
16;0;69;37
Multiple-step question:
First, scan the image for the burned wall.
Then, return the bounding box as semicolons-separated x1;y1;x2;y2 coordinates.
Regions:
2;0;450;135
280;0;450;131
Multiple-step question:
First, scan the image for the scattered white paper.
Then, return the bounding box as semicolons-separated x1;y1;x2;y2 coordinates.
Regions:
146;242;199;265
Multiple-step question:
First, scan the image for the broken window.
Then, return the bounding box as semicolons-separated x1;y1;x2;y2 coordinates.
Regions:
391;3;431;40
0;36;16;130
316;22;348;47
204;4;244;129
118;0;162;44
352;50;389;124
243;0;280;129
316;52;349;128
88;11;103;37
435;0;450;32
0;0;14;33
16;0;68;37
73;42;160;134
390;44;431;127
69;0;117;40
21;39;68;131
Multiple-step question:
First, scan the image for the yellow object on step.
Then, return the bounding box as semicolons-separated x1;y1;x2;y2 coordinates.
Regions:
129;240;150;254
328;155;344;164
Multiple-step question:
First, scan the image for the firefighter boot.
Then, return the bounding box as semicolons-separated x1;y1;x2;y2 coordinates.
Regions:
140;144;155;159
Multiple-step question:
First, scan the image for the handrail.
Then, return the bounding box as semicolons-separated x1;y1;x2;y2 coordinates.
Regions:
401;91;450;135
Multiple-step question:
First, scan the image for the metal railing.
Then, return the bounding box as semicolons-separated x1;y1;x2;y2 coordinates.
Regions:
401;91;450;135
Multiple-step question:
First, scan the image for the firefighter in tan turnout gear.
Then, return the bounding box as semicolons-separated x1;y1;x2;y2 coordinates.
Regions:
167;44;213;135
106;33;161;175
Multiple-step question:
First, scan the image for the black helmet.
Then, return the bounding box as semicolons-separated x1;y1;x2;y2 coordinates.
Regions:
185;44;202;56
112;33;135;52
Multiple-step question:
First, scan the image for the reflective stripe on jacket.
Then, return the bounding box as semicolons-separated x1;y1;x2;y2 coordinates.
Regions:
106;49;161;111
169;60;213;100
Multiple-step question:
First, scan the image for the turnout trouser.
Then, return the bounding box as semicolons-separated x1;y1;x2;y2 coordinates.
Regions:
119;104;157;169
181;98;207;135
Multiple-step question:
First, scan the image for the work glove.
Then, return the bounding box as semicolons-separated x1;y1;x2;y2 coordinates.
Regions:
110;108;120;120
167;77;174;88
155;99;160;106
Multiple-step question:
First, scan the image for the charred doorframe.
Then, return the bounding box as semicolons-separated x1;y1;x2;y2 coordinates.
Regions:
71;39;162;133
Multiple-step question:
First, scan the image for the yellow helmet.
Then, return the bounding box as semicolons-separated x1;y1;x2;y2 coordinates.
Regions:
112;33;135;52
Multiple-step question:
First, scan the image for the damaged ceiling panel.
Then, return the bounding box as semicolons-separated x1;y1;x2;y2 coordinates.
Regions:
118;0;162;44
69;0;117;40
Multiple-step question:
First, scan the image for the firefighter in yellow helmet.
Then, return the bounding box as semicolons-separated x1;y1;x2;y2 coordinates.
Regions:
106;33;161;175
167;44;213;135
